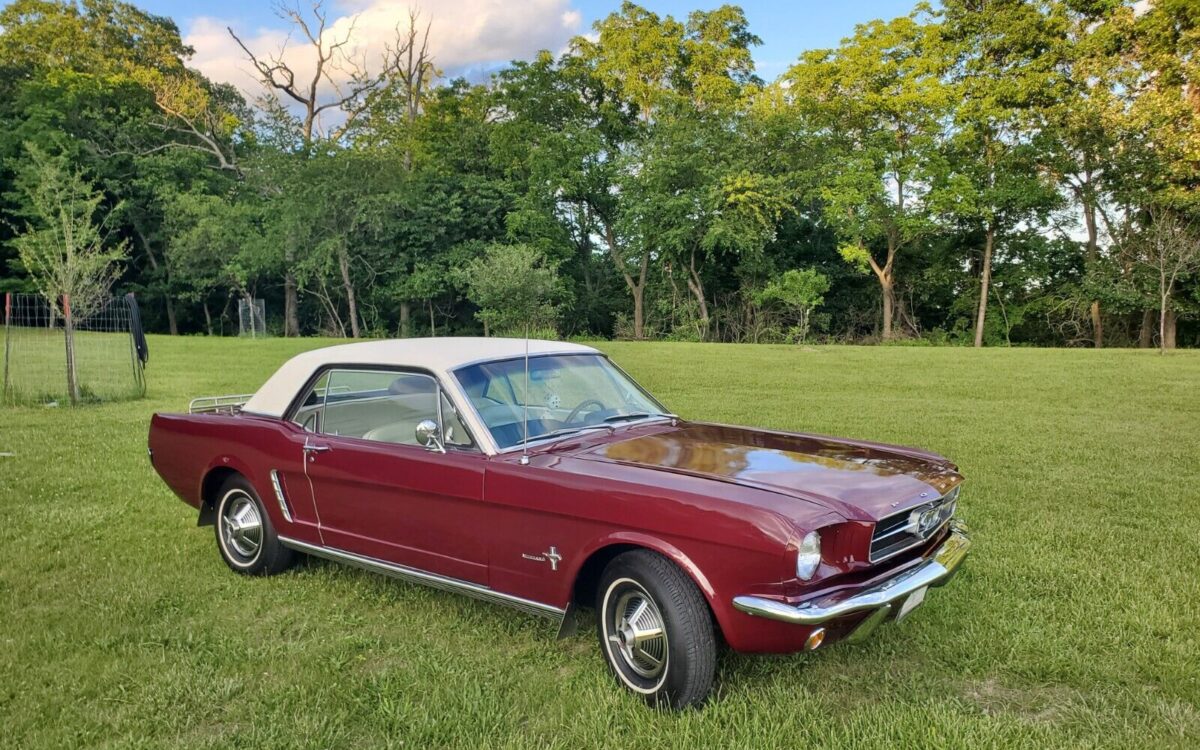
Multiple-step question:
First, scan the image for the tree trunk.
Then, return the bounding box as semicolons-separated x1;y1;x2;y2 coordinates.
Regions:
165;298;179;336
63;295;79;405
315;280;346;337
974;225;995;348
243;292;257;338
632;290;645;340
203;301;213;336
1083;201;1102;348
685;253;709;339
3;293;12;402
602;219;646;339
1162;305;1177;352
1139;309;1154;348
284;271;300;337
881;280;895;341
336;243;360;339
399;302;411;338
634;254;649;339
1159;292;1168;354
134;228;178;336
428;299;436;337
872;234;898;341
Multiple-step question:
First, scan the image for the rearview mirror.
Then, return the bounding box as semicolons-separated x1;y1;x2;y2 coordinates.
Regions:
415;419;446;453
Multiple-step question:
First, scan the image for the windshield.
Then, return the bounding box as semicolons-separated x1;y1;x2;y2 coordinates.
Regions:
454;354;669;450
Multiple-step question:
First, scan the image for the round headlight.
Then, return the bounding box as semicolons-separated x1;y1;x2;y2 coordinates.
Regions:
796;530;822;581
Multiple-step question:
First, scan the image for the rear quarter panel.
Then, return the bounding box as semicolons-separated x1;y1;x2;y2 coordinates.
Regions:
148;413;319;543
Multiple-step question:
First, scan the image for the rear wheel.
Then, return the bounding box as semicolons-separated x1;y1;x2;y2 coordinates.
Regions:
214;475;294;576
596;550;716;709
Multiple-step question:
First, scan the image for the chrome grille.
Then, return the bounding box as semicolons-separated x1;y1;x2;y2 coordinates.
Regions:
869;487;959;562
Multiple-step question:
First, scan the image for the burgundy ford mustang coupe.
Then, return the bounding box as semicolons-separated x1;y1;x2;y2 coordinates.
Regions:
148;338;970;708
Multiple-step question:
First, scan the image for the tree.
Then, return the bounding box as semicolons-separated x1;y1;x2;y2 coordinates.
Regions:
0;0;246;334
0;0;237;169
936;0;1063;347
459;244;568;336
11;145;127;403
228;2;432;336
494;50;635;336
755;268;830;343
1037;1;1130;348
163;189;268;335
786;11;948;340
1126;210;1200;353
570;3;762;339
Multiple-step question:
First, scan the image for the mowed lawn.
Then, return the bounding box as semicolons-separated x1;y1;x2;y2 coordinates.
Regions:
2;336;1198;749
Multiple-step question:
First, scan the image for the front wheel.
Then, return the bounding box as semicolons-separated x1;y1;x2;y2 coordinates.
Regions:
597;550;716;709
214;475;295;576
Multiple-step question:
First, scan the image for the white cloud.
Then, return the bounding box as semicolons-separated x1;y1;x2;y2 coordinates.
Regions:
184;1;583;103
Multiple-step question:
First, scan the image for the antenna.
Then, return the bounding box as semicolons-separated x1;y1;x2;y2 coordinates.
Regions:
520;327;530;465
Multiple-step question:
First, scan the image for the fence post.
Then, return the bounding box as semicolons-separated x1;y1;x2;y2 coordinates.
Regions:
63;294;79;406
2;293;10;403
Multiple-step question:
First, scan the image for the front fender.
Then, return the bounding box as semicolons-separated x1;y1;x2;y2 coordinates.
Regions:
569;530;735;641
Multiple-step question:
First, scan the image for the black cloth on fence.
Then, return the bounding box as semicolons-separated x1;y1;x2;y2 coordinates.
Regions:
126;293;149;366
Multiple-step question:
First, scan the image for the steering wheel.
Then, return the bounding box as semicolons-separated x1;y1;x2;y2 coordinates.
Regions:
565;399;606;424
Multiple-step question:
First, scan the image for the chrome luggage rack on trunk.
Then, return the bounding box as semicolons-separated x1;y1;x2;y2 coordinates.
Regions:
188;394;254;414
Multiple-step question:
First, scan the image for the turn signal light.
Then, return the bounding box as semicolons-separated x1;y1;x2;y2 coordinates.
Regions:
804;628;826;651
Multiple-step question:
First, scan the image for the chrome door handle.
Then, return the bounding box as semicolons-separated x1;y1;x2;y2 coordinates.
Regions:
303;441;332;453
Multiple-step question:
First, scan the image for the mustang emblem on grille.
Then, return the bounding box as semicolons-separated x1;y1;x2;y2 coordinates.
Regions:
907;501;947;538
917;507;941;535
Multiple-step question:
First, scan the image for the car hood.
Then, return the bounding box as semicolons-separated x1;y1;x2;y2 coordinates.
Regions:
577;422;961;522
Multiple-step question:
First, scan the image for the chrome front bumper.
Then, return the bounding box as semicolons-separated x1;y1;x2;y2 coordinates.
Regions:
732;522;970;636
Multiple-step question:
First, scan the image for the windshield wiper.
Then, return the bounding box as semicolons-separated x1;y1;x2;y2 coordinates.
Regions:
520;413;675;449
522;424;609;445
601;412;676;424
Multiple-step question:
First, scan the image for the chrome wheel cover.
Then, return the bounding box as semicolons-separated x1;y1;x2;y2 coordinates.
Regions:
220;493;262;560
607;585;668;679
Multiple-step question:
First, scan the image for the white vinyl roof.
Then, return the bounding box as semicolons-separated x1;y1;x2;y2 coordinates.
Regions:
242;337;599;420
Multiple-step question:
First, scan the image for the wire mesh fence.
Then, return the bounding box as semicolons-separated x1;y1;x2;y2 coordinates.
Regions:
238;297;267;338
2;293;147;406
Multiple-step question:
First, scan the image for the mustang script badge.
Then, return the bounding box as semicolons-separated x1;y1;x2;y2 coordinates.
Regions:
522;546;563;571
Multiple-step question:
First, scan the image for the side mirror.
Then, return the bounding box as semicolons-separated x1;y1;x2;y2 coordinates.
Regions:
415;419;446;453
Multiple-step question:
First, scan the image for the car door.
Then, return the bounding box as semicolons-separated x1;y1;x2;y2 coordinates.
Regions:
298;367;488;585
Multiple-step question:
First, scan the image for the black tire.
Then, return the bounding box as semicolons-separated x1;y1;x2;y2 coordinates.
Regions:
213;475;294;576
596;549;716;709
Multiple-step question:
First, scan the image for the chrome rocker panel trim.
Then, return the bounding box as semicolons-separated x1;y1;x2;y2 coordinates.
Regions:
732;522;970;626
278;536;566;622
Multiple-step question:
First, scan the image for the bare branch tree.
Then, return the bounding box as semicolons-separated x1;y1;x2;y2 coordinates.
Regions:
146;75;241;173
383;9;438;169
226;2;435;337
227;1;416;146
1129;209;1200;353
12;145;129;404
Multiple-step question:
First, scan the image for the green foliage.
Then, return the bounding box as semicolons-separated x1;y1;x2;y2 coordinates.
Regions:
754;268;831;343
837;243;874;275
163;190;264;301
459;243;570;336
10;144;128;318
0;0;1198;347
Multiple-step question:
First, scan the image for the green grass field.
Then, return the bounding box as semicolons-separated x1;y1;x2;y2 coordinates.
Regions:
2;337;1198;749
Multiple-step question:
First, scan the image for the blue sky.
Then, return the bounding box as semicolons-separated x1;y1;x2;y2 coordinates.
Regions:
129;1;920;86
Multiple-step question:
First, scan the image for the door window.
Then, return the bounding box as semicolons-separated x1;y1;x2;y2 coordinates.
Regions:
293;369;474;449
291;372;329;432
